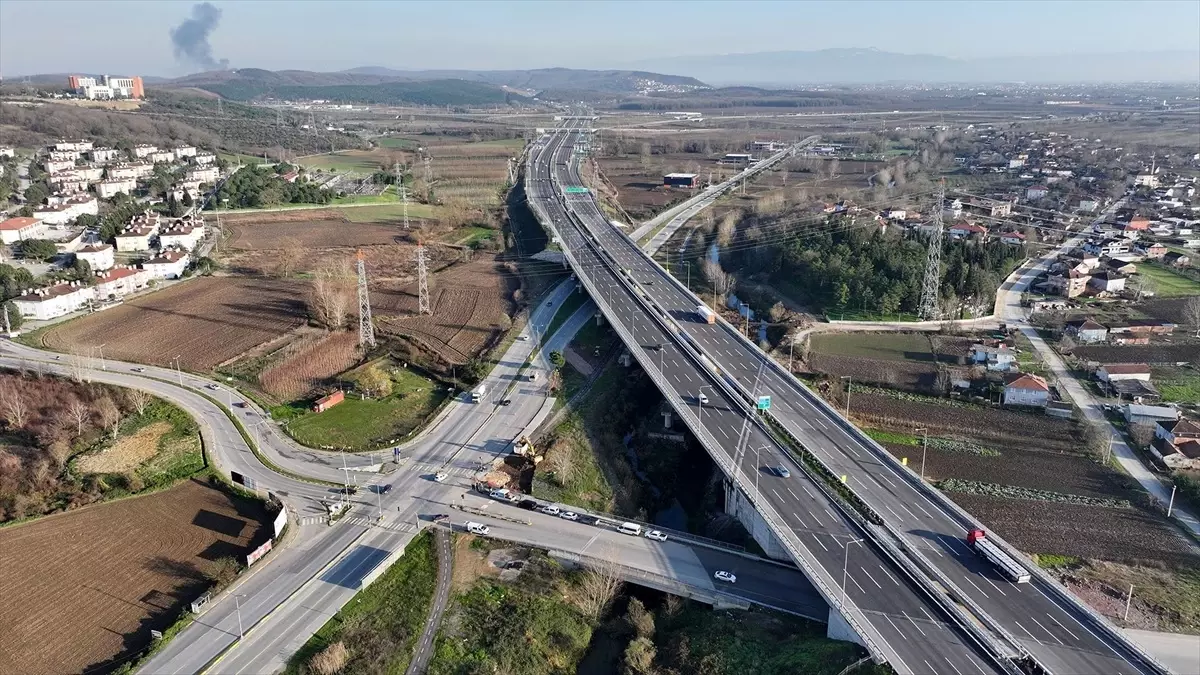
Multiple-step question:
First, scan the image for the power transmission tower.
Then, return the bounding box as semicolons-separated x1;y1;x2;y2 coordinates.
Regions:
423;155;432;198
356;250;376;348
918;182;946;321
416;243;430;315
276;106;282;127
216;97;223;116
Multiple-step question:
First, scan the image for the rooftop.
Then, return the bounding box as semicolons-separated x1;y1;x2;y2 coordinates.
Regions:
1102;363;1151;374
1005;373;1049;392
0;217;42;231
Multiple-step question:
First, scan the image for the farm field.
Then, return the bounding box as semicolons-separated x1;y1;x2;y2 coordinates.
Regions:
38;277;308;371
425;137;521;208
1141;296;1199;324
809;331;932;360
298;149;388;173
1137;263;1200;297
225;215;407;250
0;478;270;675
1073;343;1200;365
1152;365;1200;404
259;331;361;401
806;332;974;392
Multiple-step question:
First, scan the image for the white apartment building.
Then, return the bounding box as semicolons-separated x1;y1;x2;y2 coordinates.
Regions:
11;282;93;321
158;217;205;251
51;178;89;194
96;178;138;199
173;146;198;159
187;166;220;184
148;150;176;164
115;223;157;252
0;147;15;158
142;250;189;279
132;144;158;159
49;149;82;162
0;217;46;245
76;243;115;270
94;266;150;300
32;195;98;225
44;158;76;174
54;140;93;153
192;152;217;166
89;147;121;163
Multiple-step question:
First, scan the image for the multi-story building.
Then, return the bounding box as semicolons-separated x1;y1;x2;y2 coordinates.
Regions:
95;178;138;199
132;144;158;159
54;140;93;153
192;152;217;166
158;215;206;251
67;75;144;100
75;243;115;270
43;158;76;174
0;216;46;245
88;147;121;164
32;195;98;225
148;150;177;164
187;166;220;184
142;250;190;279
94;266;151;300
11;282;94;320
0;147;15;158
49;149;82;162
173;145;198;159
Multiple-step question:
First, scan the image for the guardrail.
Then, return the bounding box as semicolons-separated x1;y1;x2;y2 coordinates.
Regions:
566;140;1170;675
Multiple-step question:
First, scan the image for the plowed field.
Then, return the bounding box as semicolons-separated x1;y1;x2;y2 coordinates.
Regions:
40;277;307;371
226;217;406;250
0;478;270;675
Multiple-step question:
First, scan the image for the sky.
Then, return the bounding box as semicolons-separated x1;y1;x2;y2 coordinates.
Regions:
1;0;1198;77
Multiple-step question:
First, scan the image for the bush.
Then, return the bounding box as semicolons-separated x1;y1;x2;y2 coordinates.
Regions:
206;556;242;588
309;641;349;675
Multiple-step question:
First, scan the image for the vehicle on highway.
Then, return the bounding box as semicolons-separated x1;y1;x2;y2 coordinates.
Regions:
559;511;579;521
644;529;668;542
499;399;511;406
714;570;737;584
434;471;448;483
518;499;539;510
471;384;486;403
379;484;393;495
466;522;490;536
618;522;643;536
772;465;791;478
132;367;146;372
207;384;219;390
697;392;709;405
695;304;717;324
541;504;561;516
967;528;1031;583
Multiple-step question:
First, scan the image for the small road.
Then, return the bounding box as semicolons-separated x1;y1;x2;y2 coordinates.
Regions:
406;528;453;675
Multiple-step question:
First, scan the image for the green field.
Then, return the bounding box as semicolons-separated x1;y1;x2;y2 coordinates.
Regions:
1153;366;1200;404
378;136;420;149
1138;263;1200;298
809;332;932;361
299;150;387;173
438;225;496;247
285;367;447;450
340;201;441;222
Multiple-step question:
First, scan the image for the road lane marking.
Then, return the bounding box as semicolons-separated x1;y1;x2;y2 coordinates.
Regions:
813;535;829;551
879;565;899;586
983;576;1007;597
884;614;906;638
1046;613;1080;641
847;572;866;595
943;657;966;675
919;606;937;624
902;612;926;636
1013;620;1036;640
786;487;799;500
1029;616;1063;645
962;576;988;598
880;503;902;520
791;512;807;528
859;566;882;589
966;654;989;675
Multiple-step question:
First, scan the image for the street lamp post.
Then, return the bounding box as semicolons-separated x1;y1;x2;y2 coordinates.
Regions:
173;355;183;386
684;261;691;290
658;343;665;374
915;427;929;480
842;538;864;605
841;375;852;417
233;593;246;640
96;344;106;370
1167;484;1177;518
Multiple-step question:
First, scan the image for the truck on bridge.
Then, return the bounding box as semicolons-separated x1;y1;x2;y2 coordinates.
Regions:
967;529;1031;583
695;305;717;324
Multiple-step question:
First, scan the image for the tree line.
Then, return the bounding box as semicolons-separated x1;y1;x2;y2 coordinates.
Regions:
211;164;334;209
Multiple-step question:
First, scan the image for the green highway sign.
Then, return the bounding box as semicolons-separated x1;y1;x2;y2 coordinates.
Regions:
757;395;772;410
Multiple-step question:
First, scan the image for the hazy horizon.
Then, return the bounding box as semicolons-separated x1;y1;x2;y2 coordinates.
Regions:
1;0;1198;79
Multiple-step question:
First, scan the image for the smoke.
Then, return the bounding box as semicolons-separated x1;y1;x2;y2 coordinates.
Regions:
169;3;229;71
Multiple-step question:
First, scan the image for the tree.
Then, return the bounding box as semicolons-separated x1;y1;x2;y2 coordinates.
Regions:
2;302;22;332
96;396;121;439
276;238;303;278
1058;334;1077;355
181;190;194;208
578;552;623;619
1183;296;1200;337
23;183;47;205
0;383;28;429
126;388;152;416
67;398;91;436
309;257;354;329
1129;423;1155;451
19;239;58;262
549;351;565;368
934;368;952;396
357;366;392;398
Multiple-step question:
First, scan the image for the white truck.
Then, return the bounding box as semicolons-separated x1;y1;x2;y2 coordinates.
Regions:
471;384;486;403
967;529;1031;583
695;304;717;324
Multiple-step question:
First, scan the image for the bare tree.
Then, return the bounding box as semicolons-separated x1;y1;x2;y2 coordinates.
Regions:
934;368;952;396
276;237;303;278
126;388;153;416
67;398;91;436
309;641;349;675
0;384;28;429
1129;423;1155;451
551;445;576;488
700;258;735;300
716;211;738;248
67;349;90;383
310;257;354;330
1184;296;1200;337
578;550;624;619
96;396;121;439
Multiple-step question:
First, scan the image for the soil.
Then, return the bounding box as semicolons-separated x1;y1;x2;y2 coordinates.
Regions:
75;422;172;474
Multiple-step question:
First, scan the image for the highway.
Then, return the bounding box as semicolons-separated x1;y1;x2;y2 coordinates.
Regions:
530;122;1006;675
540;123;1169;675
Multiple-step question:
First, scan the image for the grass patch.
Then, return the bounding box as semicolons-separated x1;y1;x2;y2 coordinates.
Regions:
438;225;496;247
287;530;437;675
1034;553;1082;569
378;136;419;149
544;290;589;341
809;332;932;361
1138;262;1200;297
339;201;440;222
1078;559;1200;634
299;149;387;173
1153;365;1200;404
285;366;447;450
937;478;1131;508
864;428;919;446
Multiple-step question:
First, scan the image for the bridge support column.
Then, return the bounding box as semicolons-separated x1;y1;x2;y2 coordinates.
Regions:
662;410;673;429
827;607;867;648
594;312;605;327
724;480;791;562
619;351;632;367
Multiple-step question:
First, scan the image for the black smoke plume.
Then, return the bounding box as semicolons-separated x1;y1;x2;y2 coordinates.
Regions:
170;2;229;71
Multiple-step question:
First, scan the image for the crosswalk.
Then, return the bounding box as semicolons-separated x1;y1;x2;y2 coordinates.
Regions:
298;512;421;534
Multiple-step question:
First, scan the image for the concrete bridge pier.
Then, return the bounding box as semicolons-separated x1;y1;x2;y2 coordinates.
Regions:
662;410;673;428
595;312;605;326
724;480;791;562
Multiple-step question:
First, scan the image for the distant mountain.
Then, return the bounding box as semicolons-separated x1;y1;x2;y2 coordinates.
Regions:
628;48;1200;85
341;66;708;94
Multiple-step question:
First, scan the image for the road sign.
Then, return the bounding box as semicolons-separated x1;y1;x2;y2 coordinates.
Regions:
564;186;589;194
756;395;772;410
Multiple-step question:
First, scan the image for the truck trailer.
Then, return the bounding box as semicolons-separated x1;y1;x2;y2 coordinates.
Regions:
471;384;486;403
695;305;717;324
967;529;1030;583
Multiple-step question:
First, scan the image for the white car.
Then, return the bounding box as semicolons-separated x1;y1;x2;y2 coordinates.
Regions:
714;570;736;584
434;471;448;483
559;511;579;521
541;504;561;516
207;384;219;391
644;530;668;542
132;367;146;373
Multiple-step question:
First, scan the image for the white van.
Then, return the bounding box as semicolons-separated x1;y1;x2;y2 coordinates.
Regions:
618;522;643;536
698;393;709;405
466;522;490;536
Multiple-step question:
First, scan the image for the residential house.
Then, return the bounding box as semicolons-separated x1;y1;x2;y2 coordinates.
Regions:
0;146;15;158
948;223;988;240
114;213;160;252
1089;270;1126;293
1077;199;1100;213
192;152;217;166
1134;242;1167;259
11;282;93;320
54;140;92;153
43;158;76;174
1110;319;1176;336
158;216;205;251
148;150;176;164
142;250;189;279
1026;185;1049;200
1104;259;1137;275
1065;318;1108;343
1003;373;1050;407
75;243;114;270
187;166;219;184
1163;252;1190;267
1083;238;1129;257
970;343;1017;371
1097;363;1151;383
1109;378;1161;402
1046;270;1090;298
0;216;46;244
93;266;150;300
1124;403;1178;427
313;390;345;413
1000;232;1026;246
1156;418;1200;446
131;144;157;158
48;149;81;162
95;178;137;199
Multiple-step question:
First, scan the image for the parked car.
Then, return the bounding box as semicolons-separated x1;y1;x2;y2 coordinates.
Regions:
499;399;512;406
466;522;490;535
559;511;579;521
518;499;539;511
541;504;561;516
207;384;219;391
380;484;393;495
644;530;668;542
714;570;737;584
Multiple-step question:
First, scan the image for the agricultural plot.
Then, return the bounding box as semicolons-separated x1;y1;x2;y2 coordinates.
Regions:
1136;263;1200;298
1073;343;1200;365
807;332;975;392
40;277;307;371
809;332;933;360
225;215;407;250
948;493;1199;569
259;331;362;401
1141;297;1198;325
299;149;390;173
0;478;269;675
426;138;521;208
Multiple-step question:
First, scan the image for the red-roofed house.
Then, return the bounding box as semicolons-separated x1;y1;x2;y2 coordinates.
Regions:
1152;419;1200;470
948;223;988;240
142;250;189;279
94;266;151;300
1097;363;1151;382
0;216;46;244
1000;232;1027;246
1003;373;1050;407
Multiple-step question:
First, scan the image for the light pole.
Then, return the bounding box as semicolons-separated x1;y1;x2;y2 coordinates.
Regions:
915;427;929;480
841;537;864;605
95;344;106;370
1167;484;1177;518
173;355;183;386
684;261;691;290
753;444;769;499
788;334;795;372
233;593;246;640
840;375;852;417
657;343;664;374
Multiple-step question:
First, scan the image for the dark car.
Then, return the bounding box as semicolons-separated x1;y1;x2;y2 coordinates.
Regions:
518;499;539;511
380;484;393;495
499;399;512;406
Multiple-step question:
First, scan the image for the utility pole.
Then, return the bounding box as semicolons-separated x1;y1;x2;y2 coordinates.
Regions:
401;185;410;230
918;181;946;321
1167;484;1177;518
416;242;430;314
356;250;376;348
216;97;223;117
1123;584;1134;621
423;155;433;201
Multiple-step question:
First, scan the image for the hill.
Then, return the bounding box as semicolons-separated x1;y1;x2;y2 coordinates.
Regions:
629;48;1200;85
341;66;708;94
